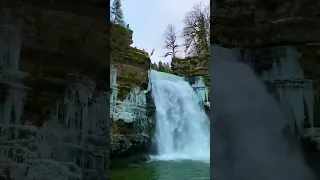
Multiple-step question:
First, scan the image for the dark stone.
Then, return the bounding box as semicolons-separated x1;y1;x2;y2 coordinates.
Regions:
300;137;320;180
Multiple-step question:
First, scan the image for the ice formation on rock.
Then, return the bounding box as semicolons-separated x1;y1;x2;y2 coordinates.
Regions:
213;45;317;137
110;66;153;136
0;20;108;180
211;44;315;180
110;65;118;105
111;87;147;123
189;76;210;107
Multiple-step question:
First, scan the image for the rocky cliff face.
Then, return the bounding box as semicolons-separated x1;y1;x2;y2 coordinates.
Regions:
172;54;210;87
212;0;320;177
112;48;150;101
212;0;320;47
3;1;109;125
0;1;109;179
212;0;320;130
109;24;156;166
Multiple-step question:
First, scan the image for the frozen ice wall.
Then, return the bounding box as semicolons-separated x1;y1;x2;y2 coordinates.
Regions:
111;87;147;123
188;76;210;107
211;44;315;180
0;21;109;179
216;45;317;137
110;65;118;105
110;66;153;136
39;79;109;179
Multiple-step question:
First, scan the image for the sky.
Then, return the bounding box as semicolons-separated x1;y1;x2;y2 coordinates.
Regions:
121;0;208;64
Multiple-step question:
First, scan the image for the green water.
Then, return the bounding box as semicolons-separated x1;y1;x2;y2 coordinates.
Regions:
111;159;210;180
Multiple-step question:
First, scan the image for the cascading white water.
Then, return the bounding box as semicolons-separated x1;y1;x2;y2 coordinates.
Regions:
149;70;210;162
210;44;315;180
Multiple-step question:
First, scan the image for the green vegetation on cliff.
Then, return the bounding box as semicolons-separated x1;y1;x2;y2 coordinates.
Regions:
172;54;210;86
110;22;150;100
151;61;172;73
110;1;151;100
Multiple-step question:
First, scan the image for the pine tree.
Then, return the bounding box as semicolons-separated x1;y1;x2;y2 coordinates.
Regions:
151;62;158;70
111;0;125;26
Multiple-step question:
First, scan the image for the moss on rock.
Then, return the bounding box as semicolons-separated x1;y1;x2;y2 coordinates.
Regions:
172;54;210;87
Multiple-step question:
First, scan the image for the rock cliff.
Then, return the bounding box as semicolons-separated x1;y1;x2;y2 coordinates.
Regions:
172;54;210;87
212;0;320;177
211;0;320;47
109;24;156;166
0;1;109;179
212;0;320;132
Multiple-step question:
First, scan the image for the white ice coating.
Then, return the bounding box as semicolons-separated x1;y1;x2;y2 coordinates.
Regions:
109;66;153;136
215;45;316;137
190;77;210;107
0;22;108;179
110;66;148;123
0;82;109;180
211;44;315;180
149;70;210;162
110;65;118;103
0;21;28;127
259;47;315;136
111;87;147;123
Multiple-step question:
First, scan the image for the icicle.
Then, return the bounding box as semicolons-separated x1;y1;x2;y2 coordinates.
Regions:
188;76;210;106
111;87;147;123
243;46;317;137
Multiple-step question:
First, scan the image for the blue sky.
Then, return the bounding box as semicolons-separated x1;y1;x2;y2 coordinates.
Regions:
122;0;207;64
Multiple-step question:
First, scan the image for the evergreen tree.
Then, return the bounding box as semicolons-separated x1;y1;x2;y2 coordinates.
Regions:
111;0;126;26
158;61;165;72
151;62;158;70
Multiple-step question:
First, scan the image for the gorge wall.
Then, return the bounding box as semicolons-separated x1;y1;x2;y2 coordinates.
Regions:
0;1;109;179
212;0;320;134
172;54;210;87
212;0;320;177
109;23;156;166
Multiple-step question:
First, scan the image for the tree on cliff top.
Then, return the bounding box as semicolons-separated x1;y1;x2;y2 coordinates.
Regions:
182;3;210;56
163;24;180;58
110;0;130;62
111;0;126;26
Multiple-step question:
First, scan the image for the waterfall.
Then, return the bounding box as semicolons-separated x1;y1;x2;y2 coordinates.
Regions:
149;70;210;162
210;44;315;180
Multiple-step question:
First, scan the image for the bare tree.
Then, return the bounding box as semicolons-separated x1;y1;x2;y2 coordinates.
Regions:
163;24;180;58
182;3;210;56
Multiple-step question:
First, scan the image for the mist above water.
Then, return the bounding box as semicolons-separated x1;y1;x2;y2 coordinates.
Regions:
210;45;315;180
149;70;210;162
